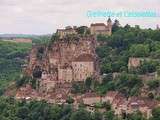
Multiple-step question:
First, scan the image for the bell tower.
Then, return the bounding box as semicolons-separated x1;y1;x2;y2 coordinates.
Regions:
107;17;112;35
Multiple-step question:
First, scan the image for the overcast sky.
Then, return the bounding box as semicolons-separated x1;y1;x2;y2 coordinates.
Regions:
0;0;160;34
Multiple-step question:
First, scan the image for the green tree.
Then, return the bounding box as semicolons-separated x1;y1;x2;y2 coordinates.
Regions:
127;111;146;120
147;79;159;90
104;110;115;120
85;77;92;90
70;109;91;120
16;106;29;119
66;96;74;104
112;19;120;33
92;111;102;120
129;44;150;57
151;107;160;120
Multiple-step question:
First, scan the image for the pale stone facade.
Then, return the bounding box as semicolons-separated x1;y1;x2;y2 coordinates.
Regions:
128;57;142;69
40;80;56;93
72;54;94;81
58;65;73;82
40;71;57;92
16;84;38;100
57;54;95;82
102;91;118;103
82;93;101;106
127;97;159;119
72;61;94;81
139;72;158;82
90;18;112;36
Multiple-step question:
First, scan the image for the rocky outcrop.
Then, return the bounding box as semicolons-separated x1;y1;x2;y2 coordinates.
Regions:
24;35;100;92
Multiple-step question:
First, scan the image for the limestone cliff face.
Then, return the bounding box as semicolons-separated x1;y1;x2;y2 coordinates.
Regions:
25;36;100;86
48;36;97;67
25;45;49;76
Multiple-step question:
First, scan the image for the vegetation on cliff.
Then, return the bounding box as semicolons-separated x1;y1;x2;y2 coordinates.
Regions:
96;24;160;98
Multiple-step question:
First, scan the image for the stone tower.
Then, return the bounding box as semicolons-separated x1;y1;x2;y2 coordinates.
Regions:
107;18;112;35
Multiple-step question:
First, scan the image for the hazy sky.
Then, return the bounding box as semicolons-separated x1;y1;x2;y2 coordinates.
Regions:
0;0;160;34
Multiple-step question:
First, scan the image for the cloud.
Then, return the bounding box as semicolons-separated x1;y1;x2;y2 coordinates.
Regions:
0;0;160;34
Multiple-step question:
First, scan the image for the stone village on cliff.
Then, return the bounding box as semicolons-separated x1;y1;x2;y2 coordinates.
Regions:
15;18;160;119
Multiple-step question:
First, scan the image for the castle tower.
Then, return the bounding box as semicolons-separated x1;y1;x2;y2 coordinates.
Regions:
107;18;112;35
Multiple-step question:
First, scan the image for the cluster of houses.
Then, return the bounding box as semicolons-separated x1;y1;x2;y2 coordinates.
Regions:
17;56;160;119
15;84;159;119
75;91;159;119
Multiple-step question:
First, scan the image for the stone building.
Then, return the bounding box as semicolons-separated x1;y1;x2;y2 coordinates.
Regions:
90;18;112;36
72;54;95;82
128;57;152;70
128;57;142;69
16;84;38;100
102;91;119;103
82;92;101;106
101;91;159;119
58;65;73;83
57;54;95;82
56;26;77;38
127;97;159;119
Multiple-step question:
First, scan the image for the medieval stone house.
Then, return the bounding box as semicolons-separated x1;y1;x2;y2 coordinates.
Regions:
90;18;112;36
57;54;95;82
72;54;95;81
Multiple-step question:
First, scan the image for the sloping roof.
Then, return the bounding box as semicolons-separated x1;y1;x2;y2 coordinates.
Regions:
107;18;112;22
106;91;118;97
91;23;106;27
128;97;158;109
57;29;65;31
83;92;99;98
73;54;94;62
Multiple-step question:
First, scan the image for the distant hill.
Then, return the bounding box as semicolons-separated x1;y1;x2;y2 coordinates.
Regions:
0;34;52;44
0;34;52;39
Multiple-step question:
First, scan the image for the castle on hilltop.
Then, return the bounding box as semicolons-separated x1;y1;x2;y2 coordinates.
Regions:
56;18;112;38
90;18;112;36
